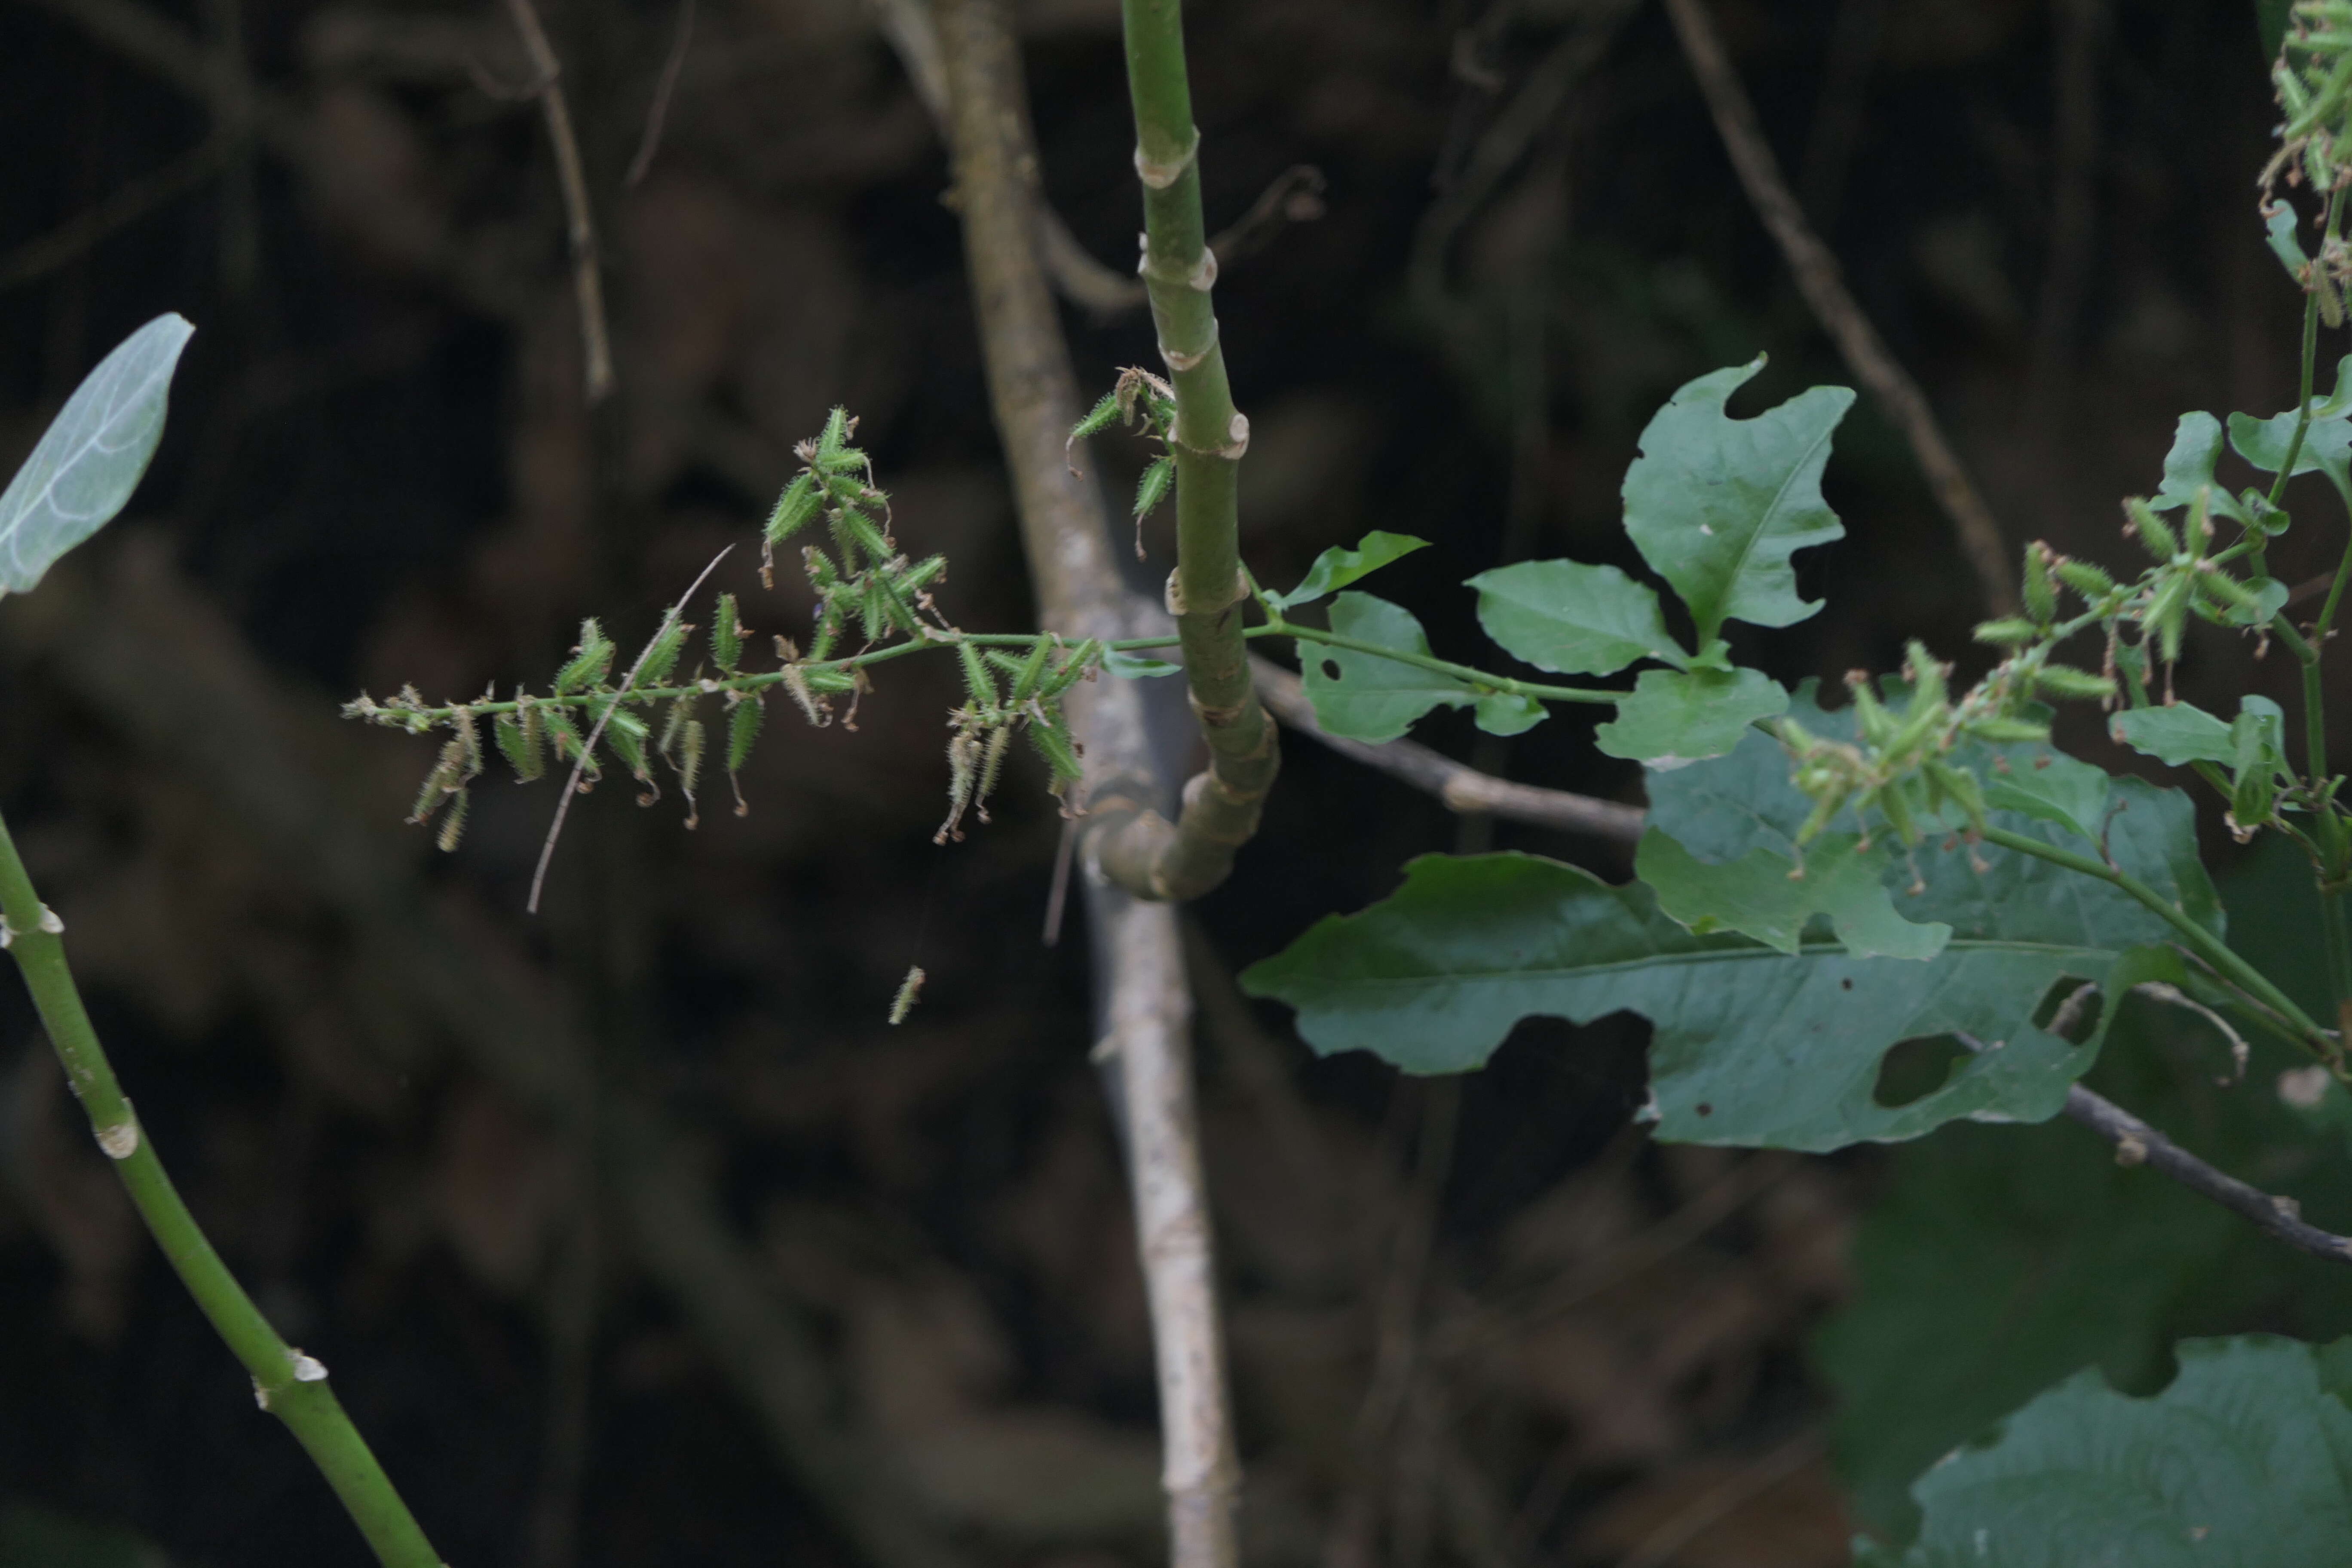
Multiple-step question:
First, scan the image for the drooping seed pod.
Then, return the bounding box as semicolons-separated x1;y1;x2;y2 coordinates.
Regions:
410;738;466;823
1027;713;1084;788
727;692;765;776
436;788;470;853
679;717;706;817
1008;638;1053;703
975;725;1012;822
781;665;829;727
1133;455;1176;520
957;640;998;712
2145;573;2194;664
2031;663;2119;702
496;709;546;782
634;618;692;689
1964;716;2054;743
604;707;653;781
889;965;926;1026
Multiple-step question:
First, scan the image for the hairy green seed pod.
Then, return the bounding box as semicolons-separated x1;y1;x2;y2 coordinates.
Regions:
728;692;765;775
2193;564;2265;615
635;619;692;689
1133;455;1175;519
1847;675;1895;747
1972;618;2042;646
802;544;840;591
1039;640;1101;700
766;473;821;545
889;965;926;1026
814;406;855;466
496;711;546;782
411;739;465;822
1070;390;1124;444
1008;639;1053;703
1902;642;1948;707
711;594;745;674
2031;663;2119;701
2124;498;2179;560
1876;778;1921;846
898;554;947;594
680;717;706;800
858;576;888;643
2053;556;2117;598
1028;715;1083;786
2022;542;2058;624
782;663;827;726
1964;717;2054;743
976;725;1011;813
1924;760;1988;834
833;506;894;568
554;619;615;695
605;707;652;780
958;640;998;710
436;788;469;853
2146;573;2193;663
543;707;586;765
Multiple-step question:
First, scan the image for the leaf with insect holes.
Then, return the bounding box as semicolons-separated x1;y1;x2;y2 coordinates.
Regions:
0;314;193;596
1856;1336;2352;1567
1267;532;1430;610
1298;592;1508;742
1467;559;1687;676
1239;848;2180;1152
1621;358;1855;643
1592;667;1786;764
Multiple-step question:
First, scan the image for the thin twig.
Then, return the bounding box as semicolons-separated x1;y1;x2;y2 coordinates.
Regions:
497;0;616;404
1619;1432;1825;1568
528;547;731;913
1250;656;1643;843
1661;0;2016;616
625;0;696;187
2062;1083;2352;1263
0;136;232;291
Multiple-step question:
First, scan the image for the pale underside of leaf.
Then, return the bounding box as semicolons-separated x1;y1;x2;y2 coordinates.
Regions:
0;313;194;597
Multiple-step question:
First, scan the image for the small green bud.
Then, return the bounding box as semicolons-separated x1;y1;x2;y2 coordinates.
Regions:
2124;498;2178;560
2053;556;2117;598
2022;542;2058;624
1972;618;2042;646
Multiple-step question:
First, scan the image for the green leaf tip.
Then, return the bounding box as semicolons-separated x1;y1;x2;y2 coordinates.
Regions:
1268;532;1430;610
1621;358;1856;643
0;312;195;597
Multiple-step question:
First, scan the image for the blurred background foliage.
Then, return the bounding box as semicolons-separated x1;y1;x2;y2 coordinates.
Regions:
0;0;2339;1563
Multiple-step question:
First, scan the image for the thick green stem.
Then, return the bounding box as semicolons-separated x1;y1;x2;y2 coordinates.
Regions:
1089;0;1277;902
1979;822;2337;1062
0;811;443;1568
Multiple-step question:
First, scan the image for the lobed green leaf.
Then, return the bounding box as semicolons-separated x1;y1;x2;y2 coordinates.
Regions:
1592;666;1786;764
1620;357;1855;643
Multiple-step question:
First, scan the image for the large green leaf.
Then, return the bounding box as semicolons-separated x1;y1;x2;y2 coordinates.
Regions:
1860;1336;2352;1567
1818;834;2352;1542
1592;666;1786;764
1466;559;1685;676
2111;701;2233;765
1620;358;1855;643
1299;592;1546;742
0;314;193;597
1239;847;2176;1152
1266;531;1429;610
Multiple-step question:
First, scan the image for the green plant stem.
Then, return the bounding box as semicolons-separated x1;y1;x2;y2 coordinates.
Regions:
0;810;443;1568
1979;821;2338;1063
1258;622;1624;704
1089;0;1279;902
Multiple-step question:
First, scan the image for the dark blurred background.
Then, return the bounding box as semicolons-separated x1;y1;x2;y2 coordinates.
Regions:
0;0;2329;1564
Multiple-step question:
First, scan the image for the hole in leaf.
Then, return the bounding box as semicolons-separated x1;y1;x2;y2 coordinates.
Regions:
2030;976;2102;1041
1872;1034;1973;1108
1320;659;1342;680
